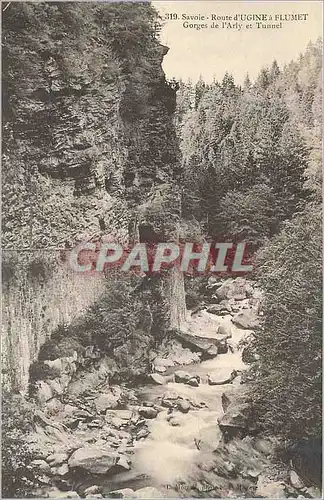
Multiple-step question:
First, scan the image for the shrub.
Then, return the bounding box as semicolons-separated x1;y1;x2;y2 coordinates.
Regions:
184;275;207;309
29;361;61;382
2;392;38;498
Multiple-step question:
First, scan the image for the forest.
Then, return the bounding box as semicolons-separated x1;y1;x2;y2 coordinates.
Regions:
177;39;322;439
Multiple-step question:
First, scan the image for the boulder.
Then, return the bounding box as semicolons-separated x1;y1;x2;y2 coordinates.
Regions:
36;381;53;403
138;407;158;419
52;463;69;476
208;370;238;386
217;340;228;354
46;452;69;467
47;489;80;498
216;277;251;301
290;470;305;489
106;410;133;421
174;370;191;383
154;366;166;374
84;486;102;497
218;402;255;439
136;428;150;440
221;393;231;413
207;277;223;289
94;393;119;412
172;330;219;359
206;304;225;315
68;447;121;474
217;322;232;339
149;373;165;385
177;399;190;413
30;459;52;475
187;377;199;387
117;456;131;471
161;390;180;408
232;310;259;330
253;437;275;456
205;345;219;358
134;487;164;498
256;477;286;498
108;489;136;498
153;357;175;368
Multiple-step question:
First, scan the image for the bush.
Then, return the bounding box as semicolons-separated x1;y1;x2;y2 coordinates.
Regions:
2;392;38;498
184;275;207;309
29;361;61;382
34;275;160;381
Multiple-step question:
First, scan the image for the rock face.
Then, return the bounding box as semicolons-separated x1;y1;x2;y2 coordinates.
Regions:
2;2;185;392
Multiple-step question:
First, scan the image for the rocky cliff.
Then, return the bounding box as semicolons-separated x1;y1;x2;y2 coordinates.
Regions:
2;2;185;392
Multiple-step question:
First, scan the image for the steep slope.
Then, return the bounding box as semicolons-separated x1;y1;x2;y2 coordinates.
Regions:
2;2;185;392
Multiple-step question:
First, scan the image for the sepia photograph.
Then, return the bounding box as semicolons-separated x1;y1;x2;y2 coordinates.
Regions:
1;1;323;498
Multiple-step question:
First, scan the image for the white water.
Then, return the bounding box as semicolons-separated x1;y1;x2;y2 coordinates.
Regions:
105;312;251;496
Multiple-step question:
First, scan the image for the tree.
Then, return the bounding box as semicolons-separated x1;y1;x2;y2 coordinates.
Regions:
251;205;322;439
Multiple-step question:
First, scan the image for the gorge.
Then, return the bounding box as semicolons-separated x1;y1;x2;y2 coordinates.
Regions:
2;2;322;499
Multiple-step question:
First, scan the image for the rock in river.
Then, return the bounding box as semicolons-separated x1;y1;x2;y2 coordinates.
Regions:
138;407;158;419
149;373;165;385
134;487;164;498
174;370;191;383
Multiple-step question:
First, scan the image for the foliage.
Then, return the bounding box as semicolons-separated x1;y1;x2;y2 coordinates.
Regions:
251;205;322;439
2;392;38;498
35;275;159;377
29;361;61;382
177;40;322;443
178;40;322;243
184;275;208;309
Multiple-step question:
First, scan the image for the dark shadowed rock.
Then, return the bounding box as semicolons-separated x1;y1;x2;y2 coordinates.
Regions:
187;377;199;387
218;401;257;440
288;438;322;487
221;393;231;413
174;370;191;383
138;407;158;419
